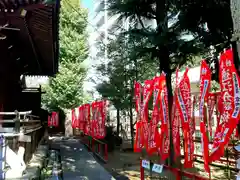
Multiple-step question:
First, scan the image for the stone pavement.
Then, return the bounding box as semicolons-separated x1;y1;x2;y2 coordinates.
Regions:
50;137;115;180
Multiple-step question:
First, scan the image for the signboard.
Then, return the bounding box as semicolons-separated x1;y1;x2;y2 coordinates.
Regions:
152;164;163;174
141;160;150;169
141;159;163;174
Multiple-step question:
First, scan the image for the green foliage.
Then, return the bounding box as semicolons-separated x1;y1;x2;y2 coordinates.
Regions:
96;34;157;110
42;0;89;111
98;0;232;104
176;0;233;50
107;0;205;73
60;0;89;64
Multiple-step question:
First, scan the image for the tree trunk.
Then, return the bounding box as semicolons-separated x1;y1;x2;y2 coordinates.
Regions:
156;0;176;167
231;0;240;75
161;58;175;166
116;108;120;136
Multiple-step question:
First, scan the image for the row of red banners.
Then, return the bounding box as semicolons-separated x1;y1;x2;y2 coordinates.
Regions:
48;112;59;127
134;48;240;173
71;100;107;139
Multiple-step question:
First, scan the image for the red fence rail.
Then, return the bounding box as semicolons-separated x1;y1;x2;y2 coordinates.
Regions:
80;135;108;162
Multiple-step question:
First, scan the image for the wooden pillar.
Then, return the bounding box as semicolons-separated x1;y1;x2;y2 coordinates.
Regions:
0;38;22;112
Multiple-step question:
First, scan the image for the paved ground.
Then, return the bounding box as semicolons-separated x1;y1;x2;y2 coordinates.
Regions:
50;137;115;180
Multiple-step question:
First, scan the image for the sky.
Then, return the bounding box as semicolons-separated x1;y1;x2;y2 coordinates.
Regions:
81;0;99;96
82;0;93;10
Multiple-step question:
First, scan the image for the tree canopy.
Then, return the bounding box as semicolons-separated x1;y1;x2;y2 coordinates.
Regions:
42;0;90;111
95;0;234;157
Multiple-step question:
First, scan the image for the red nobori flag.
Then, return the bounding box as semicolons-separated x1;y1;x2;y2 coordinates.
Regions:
97;101;106;139
78;105;85;131
134;81;143;152
158;73;170;161
172;68;181;160
71;109;77;128
91;101;98;138
48;115;52;127
176;69;194;168
52;112;59;127
151;76;161;125
208;93;217;138
210;49;240;162
134;121;143;152
199;60;211;173
148;76;161;154
142;79;154;148
84;104;91;135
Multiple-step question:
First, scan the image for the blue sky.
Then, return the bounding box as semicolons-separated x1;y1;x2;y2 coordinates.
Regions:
82;0;93;9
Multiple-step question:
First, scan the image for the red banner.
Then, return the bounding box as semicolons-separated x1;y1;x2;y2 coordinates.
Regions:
208;93;216;138
199;60;211;173
141;79;154;148
91;101;98;138
78;105;85;131
52;112;59;127
210;49;240;162
134;121;143;152
97;101;106;139
134;81;143;152
158;74;170;161
84;104;91;135
48;112;59;127
90;101;106;139
71;109;77;128
48;115;52;127
176;69;194;168
148;76;161;154
172;68;181;160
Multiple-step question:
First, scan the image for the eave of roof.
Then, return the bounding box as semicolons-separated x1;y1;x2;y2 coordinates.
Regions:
0;0;60;76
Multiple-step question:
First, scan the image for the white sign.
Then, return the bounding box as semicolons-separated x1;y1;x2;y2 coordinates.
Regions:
152;164;163;174
142;160;150;169
237;158;240;169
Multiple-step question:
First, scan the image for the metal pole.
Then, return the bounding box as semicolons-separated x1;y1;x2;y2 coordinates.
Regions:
140;159;144;180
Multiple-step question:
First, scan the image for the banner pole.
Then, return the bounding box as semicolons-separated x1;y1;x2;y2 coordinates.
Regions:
140;159;144;180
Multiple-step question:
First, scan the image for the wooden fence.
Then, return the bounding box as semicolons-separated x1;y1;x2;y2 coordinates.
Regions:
0;110;45;179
